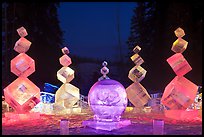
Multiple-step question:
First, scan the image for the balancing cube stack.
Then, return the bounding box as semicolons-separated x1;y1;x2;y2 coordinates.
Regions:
126;45;151;108
3;26;40;113
54;47;80;114
161;27;198;110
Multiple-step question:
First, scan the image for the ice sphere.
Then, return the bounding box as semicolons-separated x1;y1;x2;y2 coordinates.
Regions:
11;53;35;77
17;26;28;37
55;83;80;108
171;38;188;53
59;54;72;67
133;45;141;54
130;53;144;67
14;37;31;53
3;77;40;113
161;76;198;109
57;67;74;83
167;53;192;76
61;47;70;55
88;79;127;122
126;82;151;108
174;27;185;38
128;66;147;83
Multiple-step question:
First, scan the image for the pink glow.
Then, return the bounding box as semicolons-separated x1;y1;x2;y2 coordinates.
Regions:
14;37;31;53
3;77;40;113
161;76;198;109
11;53;35;77
59;55;72;67
166;53;192;76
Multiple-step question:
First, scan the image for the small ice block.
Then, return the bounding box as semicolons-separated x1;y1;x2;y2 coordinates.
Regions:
57;67;74;83
14;37;31;53
11;53;35;77
126;82;151;108
61;47;70;55
133;45;141;54
82;119;131;131
174;27;185;38
128;66;147;82
130;53;144;67
59;54;72;67
3;77;40;113
55;83;80;108
171;38;188;53
167;53;192;76
17;26;28;37
164;109;199;121
161;76;198;109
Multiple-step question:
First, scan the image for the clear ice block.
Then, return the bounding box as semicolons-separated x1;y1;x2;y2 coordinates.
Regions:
61;47;70;55
14;37;31;53
171;38;188;53
17;26;28;37
55;83;80;108
126;82;151;108
174;27;185;38
128;66;147;83
3;77;40;113
161;76;198;109
166;53;192;76
130;53;144;67
59;54;72;67
133;45;141;54
57;67;74;83
11;53;35;77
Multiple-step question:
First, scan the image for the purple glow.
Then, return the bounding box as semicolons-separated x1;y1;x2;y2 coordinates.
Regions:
88;79;127;122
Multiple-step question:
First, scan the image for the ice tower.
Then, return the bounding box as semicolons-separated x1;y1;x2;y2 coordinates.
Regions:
3;27;40;113
161;27;198;110
126;45;151;109
54;47;81;114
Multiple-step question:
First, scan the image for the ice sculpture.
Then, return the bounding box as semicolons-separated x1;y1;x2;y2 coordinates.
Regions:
54;47;81;114
161;28;198;114
3;26;40;113
82;61;131;131
126;45;151;109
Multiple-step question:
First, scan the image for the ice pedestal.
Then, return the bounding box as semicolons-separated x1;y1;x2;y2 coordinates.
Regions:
82;119;131;131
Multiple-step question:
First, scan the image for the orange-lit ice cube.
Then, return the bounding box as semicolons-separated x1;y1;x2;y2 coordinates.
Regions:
171;38;188;53
130;54;144;67
161;76;198;110
128;66;147;83
3;77;40;113
11;53;35;77
167;53;192;76
57;67;74;83
59;55;72;67
14;37;31;53
174;27;185;38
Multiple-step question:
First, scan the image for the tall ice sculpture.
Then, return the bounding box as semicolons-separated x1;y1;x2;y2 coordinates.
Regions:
3;27;40;113
161;27;199;120
82;61;131;131
54;47;81;114
126;45;151;110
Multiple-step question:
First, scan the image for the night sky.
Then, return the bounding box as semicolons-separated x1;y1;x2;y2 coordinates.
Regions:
58;2;136;61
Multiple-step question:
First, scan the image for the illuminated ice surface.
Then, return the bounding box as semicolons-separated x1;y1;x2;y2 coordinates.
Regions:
11;53;35;77
57;67;74;83
17;26;28;37
174;27;185;38
3;77;40;113
171;38;188;53
128;66;147;83
166;53;192;76
161;76;198;109
14;37;31;53
130;54;144;67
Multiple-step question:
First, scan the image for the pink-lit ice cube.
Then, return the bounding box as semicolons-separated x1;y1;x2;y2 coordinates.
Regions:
61;47;70;55
59;55;72;67
161;76;198;110
3;77;40;113
11;53;35;77
14;37;31;53
167;53;192;76
17;26;28;37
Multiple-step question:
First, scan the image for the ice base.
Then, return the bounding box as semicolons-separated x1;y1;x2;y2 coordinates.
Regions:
82;119;131;131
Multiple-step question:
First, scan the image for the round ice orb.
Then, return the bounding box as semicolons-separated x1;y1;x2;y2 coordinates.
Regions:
88;79;128;122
